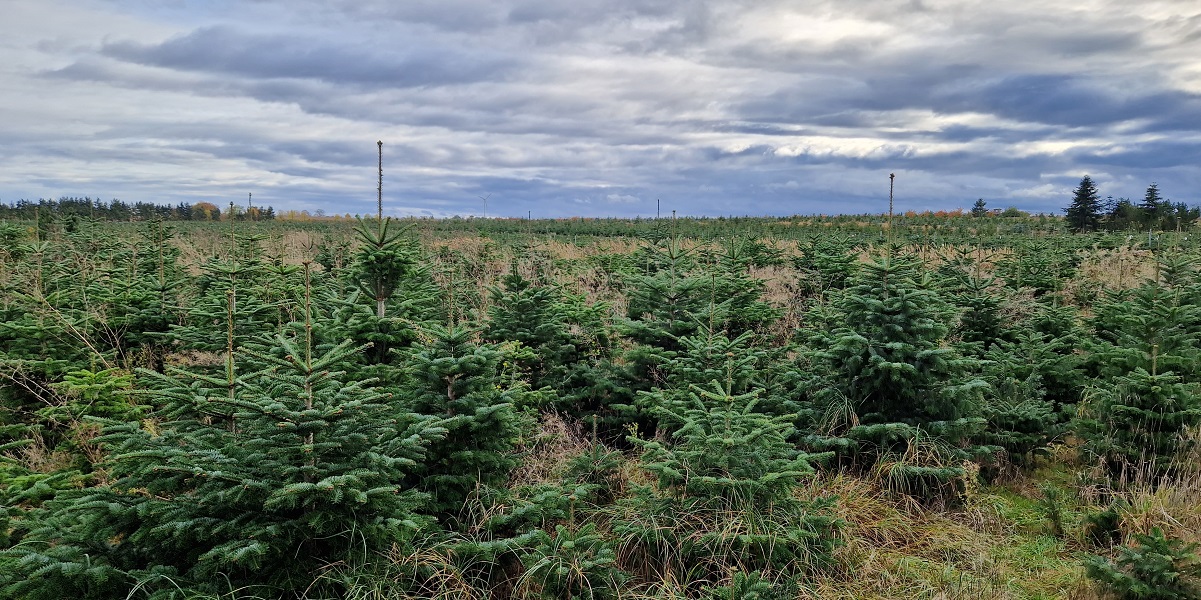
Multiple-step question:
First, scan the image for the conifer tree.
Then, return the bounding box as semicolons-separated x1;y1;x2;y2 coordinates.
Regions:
793;235;861;296
803;251;991;491
78;219;185;371
1079;354;1201;482
484;271;612;415
1089;268;1201;384
165;254;281;356
1140;183;1164;229
641;327;809;437
1;266;448;598
936;246;1010;356
708;236;781;335
1084;262;1201;482
401;322;525;521
622;233;710;355
332;218;439;374
997;241;1078;298
971;198;989;217
617;231;778;439
978;339;1062;467
1065;175;1103;233
616;369;839;586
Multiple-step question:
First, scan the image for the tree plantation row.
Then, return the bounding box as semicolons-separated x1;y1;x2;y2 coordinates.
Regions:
1;213;1200;599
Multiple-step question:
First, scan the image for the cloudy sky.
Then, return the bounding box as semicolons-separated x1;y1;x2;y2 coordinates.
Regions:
2;0;1200;218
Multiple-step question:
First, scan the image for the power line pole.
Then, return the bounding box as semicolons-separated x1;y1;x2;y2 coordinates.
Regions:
377;140;384;236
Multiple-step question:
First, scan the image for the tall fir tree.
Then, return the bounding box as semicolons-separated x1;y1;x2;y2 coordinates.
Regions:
1065;175;1103;233
971;198;989;217
1140;183;1163;229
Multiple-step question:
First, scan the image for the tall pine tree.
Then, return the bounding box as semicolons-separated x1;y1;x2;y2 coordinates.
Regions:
1065;175;1103;233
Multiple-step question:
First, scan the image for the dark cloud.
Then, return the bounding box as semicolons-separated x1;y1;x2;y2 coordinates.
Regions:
1079;140;1201;170
100;25;516;88
930;74;1201;130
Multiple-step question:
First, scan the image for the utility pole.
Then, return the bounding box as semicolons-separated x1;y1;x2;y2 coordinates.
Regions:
377;140;383;237
889;173;895;230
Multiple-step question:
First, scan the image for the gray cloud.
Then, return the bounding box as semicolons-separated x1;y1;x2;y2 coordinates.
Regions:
99;25;517;88
4;0;1201;217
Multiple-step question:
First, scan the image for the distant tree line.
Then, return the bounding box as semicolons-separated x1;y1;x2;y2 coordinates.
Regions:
1064;176;1198;233
0;197;275;222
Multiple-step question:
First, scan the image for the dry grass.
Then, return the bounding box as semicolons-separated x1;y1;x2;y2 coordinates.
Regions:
165;349;227;368
4;430;76;474
793;472;1092;600
509;412;602;489
1073;246;1157;293
1099;426;1201;546
749;264;810;341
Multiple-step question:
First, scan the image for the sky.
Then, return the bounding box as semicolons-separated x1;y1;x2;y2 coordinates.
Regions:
2;0;1200;219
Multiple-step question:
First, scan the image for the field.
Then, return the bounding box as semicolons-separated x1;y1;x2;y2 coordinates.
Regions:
2;211;1200;599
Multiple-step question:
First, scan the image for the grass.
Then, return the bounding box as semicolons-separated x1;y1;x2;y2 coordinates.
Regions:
786;461;1096;600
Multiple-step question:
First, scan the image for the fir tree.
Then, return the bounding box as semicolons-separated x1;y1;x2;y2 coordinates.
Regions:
1080;357;1201;482
978;342;1061;467
617;372;839;586
617;232;778;440
401;322;526;521
327;218;441;388
1141;183;1164;229
804;251;991;492
484;271;612;416
936;246;1009;355
1082;258;1201;482
1065;175;1103;233
793;235;861;296
346;217;426;365
1;267;448;598
971;198;989;217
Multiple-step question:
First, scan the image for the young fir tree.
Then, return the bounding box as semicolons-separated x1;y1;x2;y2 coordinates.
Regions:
0;267;448;599
935;246;1010;356
617;231;778;440
326;218;442;391
643;327;809;437
80;218;185;371
1089;262;1201;384
792;235;861;297
622;232;710;355
344;217;427;365
996;241;1078;299
165;254;282;356
616;367;840;588
978;336;1063;467
483;271;612;417
400;322;526;522
707;236;782;335
1079;352;1201;483
803;251;991;492
1081;256;1201;482
1024;303;1089;418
